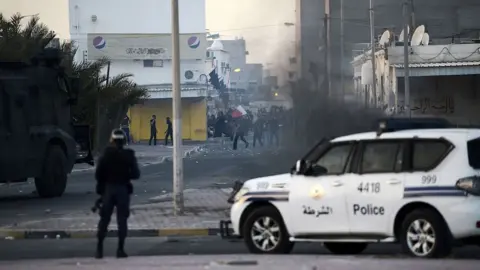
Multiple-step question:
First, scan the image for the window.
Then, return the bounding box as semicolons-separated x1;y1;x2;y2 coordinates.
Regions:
361;141;401;173
314;144;353;175
413;140;450;170
143;60;163;67
467;138;480;169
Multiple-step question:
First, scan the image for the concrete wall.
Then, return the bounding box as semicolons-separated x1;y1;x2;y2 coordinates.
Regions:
129;98;207;141
396;75;480;125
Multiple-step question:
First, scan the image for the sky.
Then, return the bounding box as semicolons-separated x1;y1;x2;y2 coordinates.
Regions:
1;0;295;64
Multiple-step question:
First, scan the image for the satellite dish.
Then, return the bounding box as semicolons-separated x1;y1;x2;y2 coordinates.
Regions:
399;26;410;42
421;32;430;45
379;30;391;47
411;25;425;46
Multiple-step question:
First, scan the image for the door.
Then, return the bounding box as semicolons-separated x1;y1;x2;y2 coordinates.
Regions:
345;140;406;235
288;142;355;236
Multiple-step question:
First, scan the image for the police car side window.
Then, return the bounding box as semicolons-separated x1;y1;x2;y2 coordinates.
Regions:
412;140;450;171
361;141;401;173
315;144;352;175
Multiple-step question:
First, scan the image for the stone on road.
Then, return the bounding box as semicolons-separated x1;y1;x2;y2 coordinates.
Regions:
0;188;231;239
72;143;204;172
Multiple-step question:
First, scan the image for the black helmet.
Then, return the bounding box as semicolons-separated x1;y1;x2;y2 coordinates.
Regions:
110;129;126;146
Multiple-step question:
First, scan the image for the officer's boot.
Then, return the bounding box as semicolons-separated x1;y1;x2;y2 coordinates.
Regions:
95;238;104;259
116;237;128;258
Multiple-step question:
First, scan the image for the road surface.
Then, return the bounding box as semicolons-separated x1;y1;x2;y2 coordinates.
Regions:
0;236;479;261
0;144;289;227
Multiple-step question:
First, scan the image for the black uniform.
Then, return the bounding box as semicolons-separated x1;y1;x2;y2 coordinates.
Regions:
149;117;157;145
95;144;140;259
164;117;173;145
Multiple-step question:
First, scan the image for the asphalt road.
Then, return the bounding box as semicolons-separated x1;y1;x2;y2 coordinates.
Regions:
0;237;479;261
0;144;290;227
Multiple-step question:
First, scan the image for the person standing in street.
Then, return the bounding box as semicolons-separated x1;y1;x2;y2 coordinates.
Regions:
233;118;249;150
164;116;173;145
120;115;131;145
148;115;157;146
95;129;140;259
268;115;280;147
252;115;264;147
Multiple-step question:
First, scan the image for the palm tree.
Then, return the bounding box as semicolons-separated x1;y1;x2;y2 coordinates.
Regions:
0;13;147;150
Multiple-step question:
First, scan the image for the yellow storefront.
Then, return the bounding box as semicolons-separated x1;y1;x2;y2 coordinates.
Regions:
128;97;207;141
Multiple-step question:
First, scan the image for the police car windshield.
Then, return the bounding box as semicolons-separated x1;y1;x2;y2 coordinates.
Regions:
302;139;329;162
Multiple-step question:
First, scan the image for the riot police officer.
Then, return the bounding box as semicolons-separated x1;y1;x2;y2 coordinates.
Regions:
95;129;140;259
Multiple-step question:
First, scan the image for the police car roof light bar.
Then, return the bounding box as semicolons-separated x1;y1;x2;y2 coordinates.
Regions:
376;117;452;136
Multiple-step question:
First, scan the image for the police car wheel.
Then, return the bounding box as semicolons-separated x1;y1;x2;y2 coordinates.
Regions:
242;206;294;254
400;209;452;258
323;242;368;255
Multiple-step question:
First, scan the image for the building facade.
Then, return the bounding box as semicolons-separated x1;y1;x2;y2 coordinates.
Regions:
68;0;208;141
352;41;480;125
296;0;480;93
208;38;248;90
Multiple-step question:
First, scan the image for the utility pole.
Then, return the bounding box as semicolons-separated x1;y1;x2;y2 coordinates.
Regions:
324;0;331;97
340;0;344;99
403;1;411;117
171;0;184;214
369;0;377;108
410;0;416;28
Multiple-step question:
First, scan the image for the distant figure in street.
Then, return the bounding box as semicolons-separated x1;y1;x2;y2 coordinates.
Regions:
120;115;131;145
95;129;140;259
164;117;173;145
214;112;227;138
233;119;249;150
268;116;280;147
253;116;264;147
148;115;157;145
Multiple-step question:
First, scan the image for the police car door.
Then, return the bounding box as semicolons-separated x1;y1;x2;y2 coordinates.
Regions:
288;141;355;235
346;140;406;235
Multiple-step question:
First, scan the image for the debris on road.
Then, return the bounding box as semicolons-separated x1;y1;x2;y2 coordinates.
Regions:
0;188;231;239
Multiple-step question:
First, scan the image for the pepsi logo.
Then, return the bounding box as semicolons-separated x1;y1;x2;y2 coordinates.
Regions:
187;36;200;49
93;36;106;50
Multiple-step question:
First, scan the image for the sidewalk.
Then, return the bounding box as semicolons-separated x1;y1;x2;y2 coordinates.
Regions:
72;144;205;172
0;187;233;240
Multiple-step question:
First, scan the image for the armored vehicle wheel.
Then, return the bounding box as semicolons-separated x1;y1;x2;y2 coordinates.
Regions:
35;145;68;198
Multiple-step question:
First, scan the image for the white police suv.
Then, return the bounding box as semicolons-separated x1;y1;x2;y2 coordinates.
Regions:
220;119;480;258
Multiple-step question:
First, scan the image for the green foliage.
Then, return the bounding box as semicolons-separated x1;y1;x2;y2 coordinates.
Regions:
0;13;147;149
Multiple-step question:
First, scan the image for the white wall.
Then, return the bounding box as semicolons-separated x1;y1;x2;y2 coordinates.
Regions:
109;59;206;85
68;0;207;88
69;0;205;34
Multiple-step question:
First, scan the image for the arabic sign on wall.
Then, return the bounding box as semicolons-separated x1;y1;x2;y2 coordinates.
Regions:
396;96;455;115
87;33;206;60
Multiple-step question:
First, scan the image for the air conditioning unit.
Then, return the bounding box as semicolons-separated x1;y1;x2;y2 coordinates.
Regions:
183;69;200;83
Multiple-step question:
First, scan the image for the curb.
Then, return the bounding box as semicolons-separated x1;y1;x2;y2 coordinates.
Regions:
0;227;233;240
72;145;205;173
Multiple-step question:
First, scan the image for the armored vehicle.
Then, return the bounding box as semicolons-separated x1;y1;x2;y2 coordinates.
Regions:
0;48;93;198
